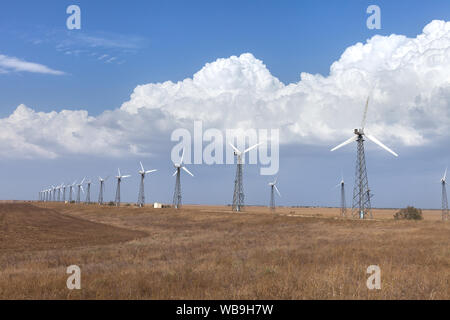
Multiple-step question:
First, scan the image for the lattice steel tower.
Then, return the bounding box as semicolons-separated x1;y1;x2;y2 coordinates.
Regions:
115;169;131;207
85;180;91;204
268;177;280;212
232;155;244;212
138;162;157;208
98;176;108;205
441;168;449;221
352;134;372;219
331;97;398;220
173;167;182;209
171;150;194;209
340;179;347;217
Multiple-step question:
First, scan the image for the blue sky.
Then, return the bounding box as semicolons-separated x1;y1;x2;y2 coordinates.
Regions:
0;1;449;209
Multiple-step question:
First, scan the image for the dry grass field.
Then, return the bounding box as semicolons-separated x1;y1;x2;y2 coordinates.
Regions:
0;202;449;300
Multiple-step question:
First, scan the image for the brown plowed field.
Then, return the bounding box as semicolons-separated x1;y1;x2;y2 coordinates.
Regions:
0;203;147;252
0;202;449;299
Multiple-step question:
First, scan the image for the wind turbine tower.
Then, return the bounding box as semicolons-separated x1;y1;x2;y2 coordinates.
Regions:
85;178;92;204
76;178;85;204
172;149;194;209
441;168;449;221
331;97;398;219
98;176;109;205
69;181;76;203
335;176;347;217
229;142;261;212
268;177;281;211
115;169;131;206
137;162;157;207
62;184;66;202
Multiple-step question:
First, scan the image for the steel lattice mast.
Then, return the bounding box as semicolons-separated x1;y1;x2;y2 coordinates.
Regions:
352;135;372;219
230;142;261;212
138;162;157;208
76;178;85;204
98;176;108;205
171;149;194;209
85;180;91;204
268;177;281;212
115;169;131;207
441;168;449;221
340;180;347;217
172;167;182;209
62;185;66;202
69;182;75;202
232;155;244;212
330;96;398;219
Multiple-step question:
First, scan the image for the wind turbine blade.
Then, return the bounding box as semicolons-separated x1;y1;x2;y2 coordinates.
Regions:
182;166;194;177
273;176;278;185
173;170;178;177
331;136;357;152
80;177;85;185
365;134;398;157
274;185;281;197
118;168;121;177
229;143;241;154
361;96;370;130
140;161;144;172
180;149;185;165
244;142;262;154
122;175;131;179
146;169;157;174
81;186;85;194
444;167;448;182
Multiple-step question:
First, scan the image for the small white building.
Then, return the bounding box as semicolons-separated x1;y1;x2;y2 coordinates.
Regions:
154;202;163;209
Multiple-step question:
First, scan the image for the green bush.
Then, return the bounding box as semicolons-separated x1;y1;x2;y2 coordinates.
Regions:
108;201;115;206
394;206;423;220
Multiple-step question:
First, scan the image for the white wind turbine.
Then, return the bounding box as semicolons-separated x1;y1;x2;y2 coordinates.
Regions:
76;178;85;203
229;142;262;212
268;177;281;211
69;180;77;203
172;148;194;209
115;169;131;206
98;175;110;205
137;161;157;207
441;168;449;221
331;96;398;219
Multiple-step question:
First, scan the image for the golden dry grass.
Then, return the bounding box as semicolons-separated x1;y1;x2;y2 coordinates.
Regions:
0;202;449;300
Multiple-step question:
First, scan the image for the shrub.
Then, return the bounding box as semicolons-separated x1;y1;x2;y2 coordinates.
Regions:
394;206;423;220
108;201;115;206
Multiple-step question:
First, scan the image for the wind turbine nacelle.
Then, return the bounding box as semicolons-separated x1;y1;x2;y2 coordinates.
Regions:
354;128;364;135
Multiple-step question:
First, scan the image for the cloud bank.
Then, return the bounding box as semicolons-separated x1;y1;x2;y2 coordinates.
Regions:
1;20;449;159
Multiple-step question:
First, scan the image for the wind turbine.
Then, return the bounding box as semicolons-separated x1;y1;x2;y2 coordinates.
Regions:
334;174;347;217
229;142;262;212
76;178;85;204
98;176;110;205
62;184;67;202
137;162;157;207
441;168;449;221
268;177;281;212
331;96;398;219
52;185;57;202
85;178;92;204
115;169;131;206
69;181;76;203
172;149;194;209
57;184;62;202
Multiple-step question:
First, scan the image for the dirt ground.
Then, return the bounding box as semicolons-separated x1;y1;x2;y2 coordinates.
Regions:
0;202;448;300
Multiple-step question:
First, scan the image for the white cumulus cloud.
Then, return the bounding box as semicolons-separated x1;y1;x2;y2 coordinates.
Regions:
1;20;450;159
